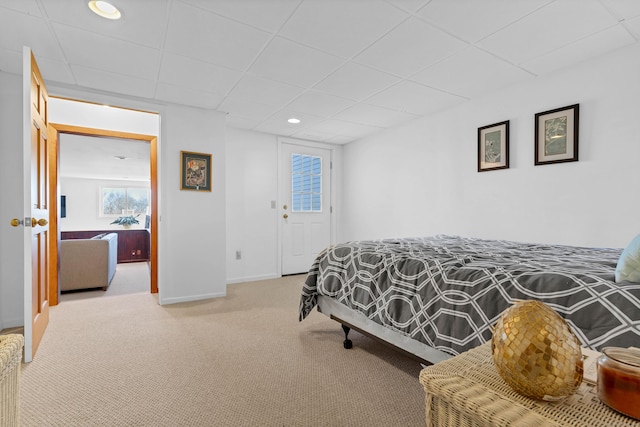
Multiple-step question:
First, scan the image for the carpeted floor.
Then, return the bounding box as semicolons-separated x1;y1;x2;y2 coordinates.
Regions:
20;272;426;426
60;262;151;301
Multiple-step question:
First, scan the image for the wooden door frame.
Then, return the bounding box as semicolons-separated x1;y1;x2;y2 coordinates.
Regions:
48;123;158;306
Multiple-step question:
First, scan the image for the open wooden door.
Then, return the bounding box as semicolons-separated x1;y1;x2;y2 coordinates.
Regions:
23;48;51;361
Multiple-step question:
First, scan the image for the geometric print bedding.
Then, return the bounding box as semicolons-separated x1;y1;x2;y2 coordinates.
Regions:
299;235;640;356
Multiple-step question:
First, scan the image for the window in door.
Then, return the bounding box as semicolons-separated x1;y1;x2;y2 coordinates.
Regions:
291;153;322;212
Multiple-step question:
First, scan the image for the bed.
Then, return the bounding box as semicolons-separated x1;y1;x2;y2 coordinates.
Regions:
299;235;640;365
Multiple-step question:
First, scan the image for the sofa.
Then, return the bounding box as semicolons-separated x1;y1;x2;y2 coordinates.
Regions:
59;233;118;291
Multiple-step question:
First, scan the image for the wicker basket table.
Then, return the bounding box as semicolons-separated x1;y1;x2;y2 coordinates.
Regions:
419;342;640;427
0;334;24;427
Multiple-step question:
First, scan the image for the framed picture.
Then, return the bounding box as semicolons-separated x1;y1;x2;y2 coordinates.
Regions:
180;151;212;191
534;104;579;165
478;120;509;172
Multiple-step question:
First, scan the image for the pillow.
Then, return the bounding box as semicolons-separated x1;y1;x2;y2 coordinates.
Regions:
615;234;640;283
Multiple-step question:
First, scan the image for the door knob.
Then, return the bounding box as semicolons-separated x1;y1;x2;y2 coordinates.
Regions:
283;213;289;219
10;218;22;227
31;218;48;227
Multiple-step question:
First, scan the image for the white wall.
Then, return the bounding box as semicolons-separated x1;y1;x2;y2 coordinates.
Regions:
50;99;159;135
342;43;640;249
225;129;344;284
225;128;279;283
52;97;227;305
159;104;227;303
60;177;149;231
0;72;25;330
0;78;228;330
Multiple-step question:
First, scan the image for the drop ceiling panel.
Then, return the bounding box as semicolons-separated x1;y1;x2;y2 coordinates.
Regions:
40;0;171;49
280;0;407;59
477;0;619;65
625;15;640;38
333;103;418;128
0;0;41;16
285;91;356;117
366;81;465;116
249;37;344;87
2;0;637;145
35;57;75;85
155;83;223;109
264;109;325;128
218;97;280;122
411;47;534;98
307;119;383;139
71;65;157;99
180;0;301;33
599;0;640;19
225;115;263;131
355;17;467;77
158;52;242;96
387;0;432;14
53;24;161;80
164;2;271;71
314;62;400;101
254;121;300;137
0;9;63;61
226;74;304;107
521;25;636;75
417;0;552;43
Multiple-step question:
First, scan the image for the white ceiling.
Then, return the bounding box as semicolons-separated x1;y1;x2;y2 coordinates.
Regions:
1;0;640;145
59;133;150;181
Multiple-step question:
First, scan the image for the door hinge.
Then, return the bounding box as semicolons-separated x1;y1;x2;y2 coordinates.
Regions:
330;161;333;170
330;206;333;214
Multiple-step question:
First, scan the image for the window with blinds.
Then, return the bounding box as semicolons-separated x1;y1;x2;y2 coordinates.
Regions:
291;153;322;212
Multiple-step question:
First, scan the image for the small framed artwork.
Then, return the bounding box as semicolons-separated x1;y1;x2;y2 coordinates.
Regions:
534;104;579;165
180;151;212;191
478;120;509;172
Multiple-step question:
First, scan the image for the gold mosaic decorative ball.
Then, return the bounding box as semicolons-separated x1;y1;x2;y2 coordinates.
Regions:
491;300;584;401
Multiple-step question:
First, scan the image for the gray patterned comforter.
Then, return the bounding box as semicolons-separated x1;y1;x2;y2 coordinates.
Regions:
299;235;640;355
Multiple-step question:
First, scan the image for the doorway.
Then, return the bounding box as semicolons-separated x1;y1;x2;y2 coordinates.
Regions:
279;141;332;275
49;123;158;305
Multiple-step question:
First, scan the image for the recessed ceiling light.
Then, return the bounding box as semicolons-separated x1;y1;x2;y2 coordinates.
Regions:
88;1;122;20
288;118;301;124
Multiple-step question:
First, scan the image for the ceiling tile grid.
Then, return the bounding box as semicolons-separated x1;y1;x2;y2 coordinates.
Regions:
0;0;637;144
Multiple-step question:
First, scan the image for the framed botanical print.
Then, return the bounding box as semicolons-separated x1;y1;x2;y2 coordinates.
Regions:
535;104;579;165
478;120;509;172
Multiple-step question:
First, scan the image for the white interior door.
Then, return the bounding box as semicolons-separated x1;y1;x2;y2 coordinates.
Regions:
280;143;331;275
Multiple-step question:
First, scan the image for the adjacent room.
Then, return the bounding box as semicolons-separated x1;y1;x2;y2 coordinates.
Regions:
58;133;152;299
0;1;639;426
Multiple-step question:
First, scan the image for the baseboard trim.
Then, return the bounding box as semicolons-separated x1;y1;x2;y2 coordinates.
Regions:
226;273;279;285
158;291;226;305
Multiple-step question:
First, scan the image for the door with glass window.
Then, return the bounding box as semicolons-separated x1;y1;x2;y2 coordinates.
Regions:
280;143;331;275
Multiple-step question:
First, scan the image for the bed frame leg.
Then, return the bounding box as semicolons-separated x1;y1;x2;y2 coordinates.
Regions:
341;324;353;349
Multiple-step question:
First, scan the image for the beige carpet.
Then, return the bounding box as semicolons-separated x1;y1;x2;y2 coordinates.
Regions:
20;274;426;426
60;262;151;301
